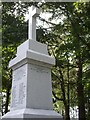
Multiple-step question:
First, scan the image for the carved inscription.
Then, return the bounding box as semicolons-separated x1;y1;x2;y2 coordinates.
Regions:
11;85;18;107
19;83;26;104
13;66;26;81
30;65;49;74
11;65;26;108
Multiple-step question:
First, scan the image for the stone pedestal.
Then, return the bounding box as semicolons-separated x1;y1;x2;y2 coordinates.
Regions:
2;39;63;119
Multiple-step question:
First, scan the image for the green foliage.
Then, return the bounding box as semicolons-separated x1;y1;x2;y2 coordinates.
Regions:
40;2;90;119
2;2;28;114
2;2;90;120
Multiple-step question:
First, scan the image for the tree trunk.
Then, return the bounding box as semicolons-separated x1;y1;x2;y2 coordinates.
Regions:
87;86;90;120
64;104;70;120
59;69;70;120
77;56;86;120
87;100;90;120
65;5;86;119
5;87;10;114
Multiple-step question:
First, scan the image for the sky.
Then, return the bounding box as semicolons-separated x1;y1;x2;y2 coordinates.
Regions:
25;8;64;30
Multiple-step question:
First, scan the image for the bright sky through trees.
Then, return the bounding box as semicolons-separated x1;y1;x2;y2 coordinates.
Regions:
25;9;64;29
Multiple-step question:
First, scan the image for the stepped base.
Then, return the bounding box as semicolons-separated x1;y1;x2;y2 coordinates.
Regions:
1;108;63;120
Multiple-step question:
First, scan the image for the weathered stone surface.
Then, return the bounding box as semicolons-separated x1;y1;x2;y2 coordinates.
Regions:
2;5;62;119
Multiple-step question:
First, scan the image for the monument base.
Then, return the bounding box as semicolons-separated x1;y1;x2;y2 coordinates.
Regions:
1;108;63;120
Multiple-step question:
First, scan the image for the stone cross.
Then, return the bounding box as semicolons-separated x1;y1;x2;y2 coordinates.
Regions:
2;6;62;120
28;6;40;41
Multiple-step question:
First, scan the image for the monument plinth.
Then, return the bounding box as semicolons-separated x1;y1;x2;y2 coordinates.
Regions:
2;6;63;120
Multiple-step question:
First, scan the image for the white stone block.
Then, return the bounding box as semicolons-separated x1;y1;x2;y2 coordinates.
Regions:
17;39;48;56
26;64;53;110
2;39;62;120
2;108;62;119
9;39;55;69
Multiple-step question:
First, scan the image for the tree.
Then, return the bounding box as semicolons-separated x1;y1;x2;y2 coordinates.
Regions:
2;1;41;114
2;2;28;114
2;2;90;120
40;2;90;120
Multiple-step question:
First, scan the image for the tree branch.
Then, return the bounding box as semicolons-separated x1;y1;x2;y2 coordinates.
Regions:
52;91;63;101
